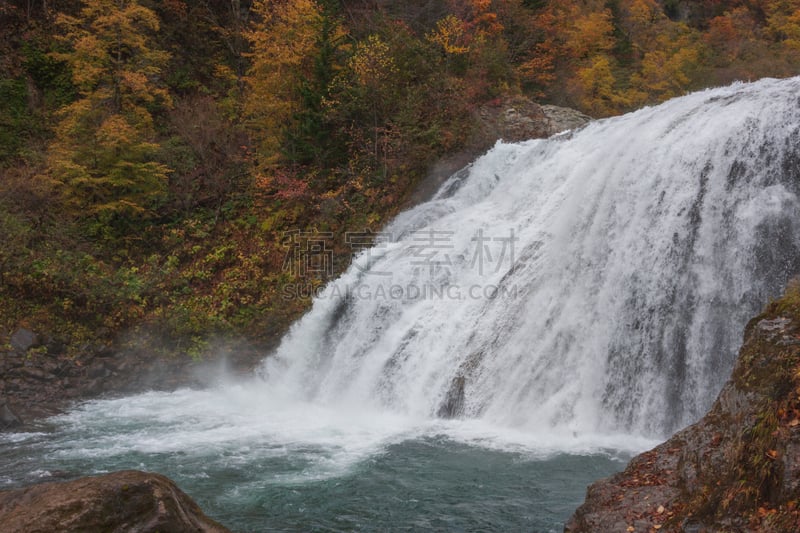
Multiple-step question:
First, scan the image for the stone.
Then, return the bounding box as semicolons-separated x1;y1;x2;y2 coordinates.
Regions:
0;470;231;533
10;328;38;353
437;376;466;418
87;361;110;379
0;401;23;430
539;104;592;134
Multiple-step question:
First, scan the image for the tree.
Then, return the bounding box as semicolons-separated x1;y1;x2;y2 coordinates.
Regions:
705;7;759;66
764;0;800;59
572;54;628;116
48;0;171;237
427;14;470;56
244;0;345;168
617;0;664;55
287;1;348;166
565;9;615;60
628;31;702;103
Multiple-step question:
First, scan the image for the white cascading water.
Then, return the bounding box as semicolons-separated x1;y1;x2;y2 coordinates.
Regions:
261;76;800;438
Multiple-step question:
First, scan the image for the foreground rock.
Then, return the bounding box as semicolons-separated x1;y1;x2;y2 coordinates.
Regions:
566;284;800;532
0;470;230;533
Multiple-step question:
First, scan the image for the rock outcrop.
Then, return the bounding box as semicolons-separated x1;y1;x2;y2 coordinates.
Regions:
410;96;591;204
566;282;800;532
9;328;39;354
0;470;230;533
540;105;593;135
437;376;466;418
476;96;591;144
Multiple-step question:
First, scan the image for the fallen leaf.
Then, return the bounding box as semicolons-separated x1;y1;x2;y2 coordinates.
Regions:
766;450;779;460
656;505;665;514
627;527;635;532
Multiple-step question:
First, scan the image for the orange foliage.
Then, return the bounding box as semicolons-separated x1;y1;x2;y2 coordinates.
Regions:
256;168;311;201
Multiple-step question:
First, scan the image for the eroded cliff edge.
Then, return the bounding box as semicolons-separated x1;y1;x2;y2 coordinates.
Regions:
566;282;800;532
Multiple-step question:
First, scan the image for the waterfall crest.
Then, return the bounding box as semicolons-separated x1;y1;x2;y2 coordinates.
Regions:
261;77;800;437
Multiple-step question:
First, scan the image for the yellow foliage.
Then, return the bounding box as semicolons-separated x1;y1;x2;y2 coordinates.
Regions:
620;0;665;52
630;32;702;102
47;0;171;221
96;115;137;148
348;35;398;89
765;0;800;57
573;55;629;116
428;14;470;55
566;10;615;59
244;0;346;166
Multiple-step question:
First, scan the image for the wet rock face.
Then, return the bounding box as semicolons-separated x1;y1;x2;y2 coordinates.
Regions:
437;376;466;418
566;290;800;532
0;470;231;533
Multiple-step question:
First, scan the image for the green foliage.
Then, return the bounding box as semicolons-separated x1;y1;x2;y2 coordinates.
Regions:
285;2;347;166
0;78;31;163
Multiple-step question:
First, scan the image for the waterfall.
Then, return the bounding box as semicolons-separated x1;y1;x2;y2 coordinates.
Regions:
261;77;800;438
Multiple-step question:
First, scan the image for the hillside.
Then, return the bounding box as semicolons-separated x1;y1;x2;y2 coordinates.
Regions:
1;0;799;358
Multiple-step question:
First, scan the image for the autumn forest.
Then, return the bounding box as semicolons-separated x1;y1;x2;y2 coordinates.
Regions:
2;0;800;355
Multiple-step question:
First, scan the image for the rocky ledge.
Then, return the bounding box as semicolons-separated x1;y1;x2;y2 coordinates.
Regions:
566;282;800;532
0;470;230;533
